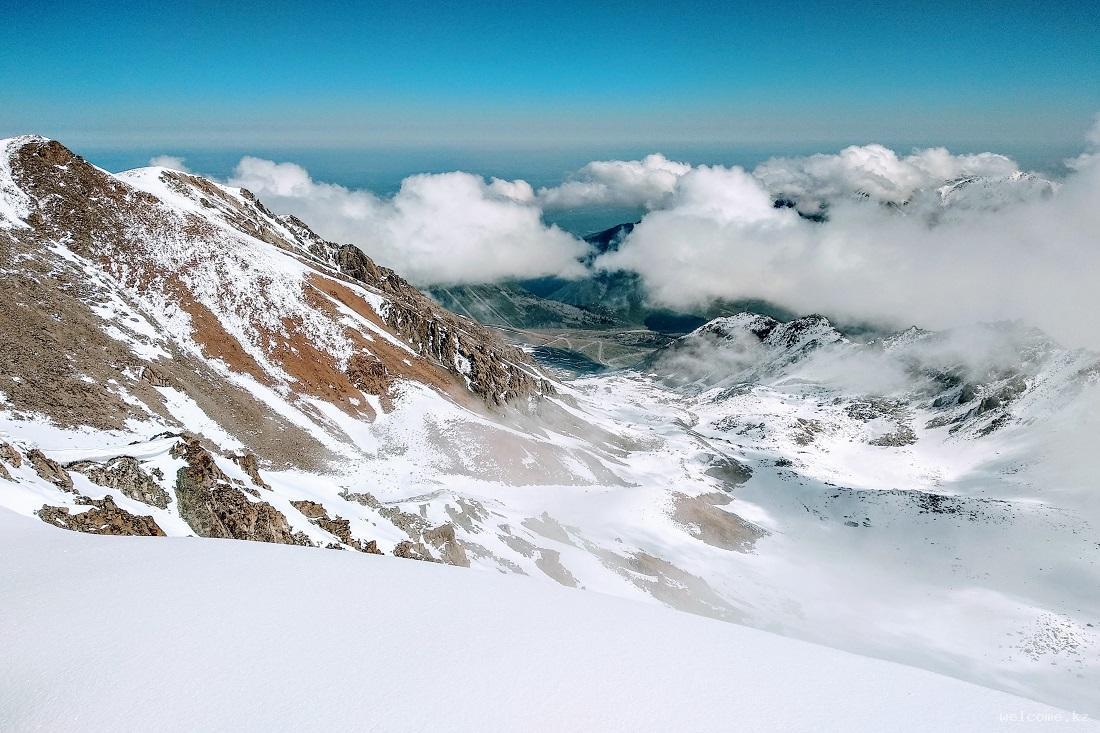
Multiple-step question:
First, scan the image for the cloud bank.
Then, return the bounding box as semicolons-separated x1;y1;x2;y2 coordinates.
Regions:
597;128;1100;348
753;145;1019;212
227;158;586;286
149;122;1099;348
537;154;692;210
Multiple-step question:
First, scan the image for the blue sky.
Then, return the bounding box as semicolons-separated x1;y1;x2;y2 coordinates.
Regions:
1;0;1097;152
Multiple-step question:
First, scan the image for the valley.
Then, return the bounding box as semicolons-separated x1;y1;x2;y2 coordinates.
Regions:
1;134;1097;723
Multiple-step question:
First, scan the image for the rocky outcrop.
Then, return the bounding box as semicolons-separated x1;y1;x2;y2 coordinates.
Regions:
231;452;269;489
339;489;469;566
27;449;73;492
422;523;470;567
290;499;381;554
0;442;18;482
0;441;23;468
171;437;311;545
345;353;389;396
341;489;428;537
869;427;918;447
38;495;165;537
67;457;170;509
703;455;753;486
392;525;469;566
337;244;550;406
139;365;171;387
393;540;440;562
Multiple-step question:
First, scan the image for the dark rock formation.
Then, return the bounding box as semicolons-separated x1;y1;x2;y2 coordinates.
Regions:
171;437;311;545
231;452;269;489
67;456;170;508
337;244;550;406
38;495;165;537
290;499;381;554
0;441;23;467
27;449;73;491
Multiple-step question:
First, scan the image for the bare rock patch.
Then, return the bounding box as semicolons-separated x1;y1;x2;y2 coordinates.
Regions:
38;495;165;537
67;456;169;509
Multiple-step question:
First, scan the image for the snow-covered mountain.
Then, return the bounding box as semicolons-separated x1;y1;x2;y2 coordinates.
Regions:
2;135;1098;724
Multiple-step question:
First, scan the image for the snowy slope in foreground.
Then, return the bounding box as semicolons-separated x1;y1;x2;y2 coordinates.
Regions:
1;510;1092;733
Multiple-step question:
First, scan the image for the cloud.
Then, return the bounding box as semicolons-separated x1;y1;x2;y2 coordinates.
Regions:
597;132;1100;349
148;155;190;172
1065;113;1100;171
537;154;692;209
206;126;1099;349
533;145;1025;216
228;158;587;286
752;145;1019;213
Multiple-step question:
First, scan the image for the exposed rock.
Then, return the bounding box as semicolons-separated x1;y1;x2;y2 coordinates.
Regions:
1;135;552;475
462;541;528;574
445;497;490;532
792;418;824;446
340;488;430;538
290;499;382;554
422;523;470;567
593;546;739;621
338;491;467;564
172;437;311;545
346;353;389;396
0;441;23;467
232;452;270;489
27;449;73;491
869;426;918;447
670;492;766;552
522;513;574;546
67;456;170;508
535;548;578;588
37;495;165;537
337;243;551;406
500;533;537;557
703;455;753;486
291;499;326;519
843;399;918;447
139;365;171;387
339;489;382;508
393;540;439;563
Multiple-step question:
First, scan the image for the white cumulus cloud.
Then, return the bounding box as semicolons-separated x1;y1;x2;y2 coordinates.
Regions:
537;153;692;209
597;134;1100;348
228;158;587;286
148;155;190;172
752;145;1019;212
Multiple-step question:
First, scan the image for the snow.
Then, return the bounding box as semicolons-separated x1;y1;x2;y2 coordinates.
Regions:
0;508;1091;733
154;386;246;452
3;140;1098;720
0;135;40;228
